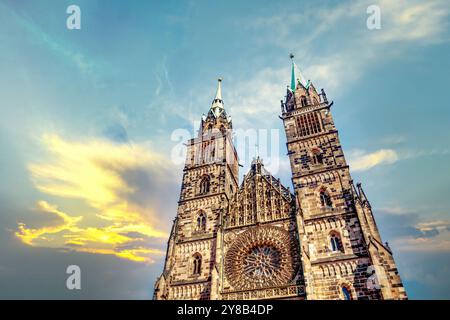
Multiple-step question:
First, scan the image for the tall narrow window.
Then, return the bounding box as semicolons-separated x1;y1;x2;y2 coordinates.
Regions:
320;189;333;207
192;253;202;275
197;212;206;231
230;215;236;226
199;176;210;194
205;123;213;134
300;96;308;107
202;140;215;163
312;148;323;165
330;232;343;252
342;286;352;300
210;137;215;159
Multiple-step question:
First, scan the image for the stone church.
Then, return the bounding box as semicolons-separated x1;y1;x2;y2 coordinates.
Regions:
153;60;407;300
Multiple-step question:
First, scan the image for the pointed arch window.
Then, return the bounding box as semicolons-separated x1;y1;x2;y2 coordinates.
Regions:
205;123;213;135
300;95;308;107
192;253;202;275
320;189;333;208
330;232;343;252
230;215;236;226
342;286;352;300
196;212;206;231
199;176;210;194
311;148;324;165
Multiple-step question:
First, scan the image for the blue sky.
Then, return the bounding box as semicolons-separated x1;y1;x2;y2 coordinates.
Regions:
1;0;450;299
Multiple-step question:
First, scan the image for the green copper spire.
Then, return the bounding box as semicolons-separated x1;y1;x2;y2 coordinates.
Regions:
301;79;311;90
290;53;296;92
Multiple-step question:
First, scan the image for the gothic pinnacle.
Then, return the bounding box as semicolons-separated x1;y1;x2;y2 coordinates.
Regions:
215;77;223;101
211;77;224;112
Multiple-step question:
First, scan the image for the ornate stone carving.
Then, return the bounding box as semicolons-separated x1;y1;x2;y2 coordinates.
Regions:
224;226;299;290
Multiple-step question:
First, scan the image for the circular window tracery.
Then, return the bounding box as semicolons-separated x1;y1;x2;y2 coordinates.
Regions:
243;245;281;286
224;226;298;290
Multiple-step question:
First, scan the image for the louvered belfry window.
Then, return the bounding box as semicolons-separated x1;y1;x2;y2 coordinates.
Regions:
296;112;322;137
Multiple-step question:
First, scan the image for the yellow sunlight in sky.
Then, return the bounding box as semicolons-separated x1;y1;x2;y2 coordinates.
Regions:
16;134;171;263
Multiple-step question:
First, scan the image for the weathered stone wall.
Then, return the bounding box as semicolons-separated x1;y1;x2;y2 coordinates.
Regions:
155;79;407;300
282;85;407;300
154;122;238;299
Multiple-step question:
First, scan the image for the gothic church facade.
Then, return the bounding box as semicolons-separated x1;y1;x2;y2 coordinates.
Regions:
153;62;407;300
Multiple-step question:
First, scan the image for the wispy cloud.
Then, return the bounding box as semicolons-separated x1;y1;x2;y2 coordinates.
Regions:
347;146;449;172
416;221;450;236
16;134;177;263
393;228;450;253
2;2;105;78
377;210;450;253
374;0;450;44
17;200;83;246
227;68;287;131
348;149;399;171
400;148;450;160
205;0;450;168
232;0;450;106
306;0;450;90
154;56;173;97
379;205;416;215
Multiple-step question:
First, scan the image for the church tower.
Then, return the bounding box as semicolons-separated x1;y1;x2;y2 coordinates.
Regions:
153;79;239;300
154;58;407;300
280;56;407;300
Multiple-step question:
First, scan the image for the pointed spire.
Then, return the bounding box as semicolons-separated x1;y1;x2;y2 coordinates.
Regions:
290;54;296;92
215;77;222;101
290;53;309;89
211;78;224;108
357;182;371;208
210;77;225;116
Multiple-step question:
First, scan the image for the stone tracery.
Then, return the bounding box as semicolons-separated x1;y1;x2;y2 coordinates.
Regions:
224;226;298;290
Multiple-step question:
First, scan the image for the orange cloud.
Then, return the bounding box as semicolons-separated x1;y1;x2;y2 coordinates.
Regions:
16;134;176;263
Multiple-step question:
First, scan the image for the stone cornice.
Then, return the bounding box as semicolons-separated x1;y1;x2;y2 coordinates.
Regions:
281;101;333;119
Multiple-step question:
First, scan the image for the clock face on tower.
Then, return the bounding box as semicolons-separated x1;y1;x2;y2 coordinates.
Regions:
224;226;299;290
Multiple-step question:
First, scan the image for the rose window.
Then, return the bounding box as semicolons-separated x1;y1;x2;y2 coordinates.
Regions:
224;226;298;290
243;245;281;285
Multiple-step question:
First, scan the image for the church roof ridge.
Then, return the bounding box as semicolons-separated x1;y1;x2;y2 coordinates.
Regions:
239;157;293;199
